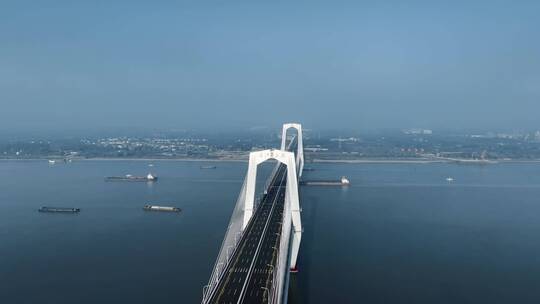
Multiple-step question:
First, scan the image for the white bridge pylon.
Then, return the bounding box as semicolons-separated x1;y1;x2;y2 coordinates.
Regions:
281;123;304;178
242;149;303;271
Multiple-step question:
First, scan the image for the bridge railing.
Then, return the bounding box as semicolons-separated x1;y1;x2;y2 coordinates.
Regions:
270;186;292;303
267;135;297;303
202;176;248;302
202;152;286;303
266;136;297;303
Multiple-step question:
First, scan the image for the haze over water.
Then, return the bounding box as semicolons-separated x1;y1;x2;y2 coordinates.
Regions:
2;160;540;303
1;2;540;132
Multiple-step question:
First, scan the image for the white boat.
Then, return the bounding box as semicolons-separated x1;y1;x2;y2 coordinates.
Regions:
48;160;56;164
446;177;454;182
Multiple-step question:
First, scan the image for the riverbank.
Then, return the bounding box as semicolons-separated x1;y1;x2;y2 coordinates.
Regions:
4;157;540;164
0;157;248;162
311;158;445;164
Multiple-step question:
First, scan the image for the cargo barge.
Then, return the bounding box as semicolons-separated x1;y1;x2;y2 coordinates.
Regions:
200;165;217;169
143;205;181;212
39;206;80;213
300;176;350;186
105;173;157;182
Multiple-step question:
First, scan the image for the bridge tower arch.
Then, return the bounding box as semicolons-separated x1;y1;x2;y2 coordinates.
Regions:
243;149;303;271
280;123;304;178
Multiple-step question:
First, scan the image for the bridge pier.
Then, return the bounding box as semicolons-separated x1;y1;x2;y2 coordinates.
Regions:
203;123;305;304
281;123;304;178
242;149;300;232
281;123;304;271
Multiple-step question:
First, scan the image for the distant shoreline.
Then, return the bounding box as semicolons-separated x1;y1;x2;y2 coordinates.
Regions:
4;157;540;164
83;157;248;162
312;159;445;164
312;159;540;164
0;157;248;162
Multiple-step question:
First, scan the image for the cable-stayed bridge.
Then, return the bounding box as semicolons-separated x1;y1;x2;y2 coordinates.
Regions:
202;123;304;304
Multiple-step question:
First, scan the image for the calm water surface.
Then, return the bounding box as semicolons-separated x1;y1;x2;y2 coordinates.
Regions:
2;160;540;303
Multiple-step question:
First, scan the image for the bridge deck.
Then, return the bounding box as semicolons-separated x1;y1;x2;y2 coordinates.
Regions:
207;164;287;304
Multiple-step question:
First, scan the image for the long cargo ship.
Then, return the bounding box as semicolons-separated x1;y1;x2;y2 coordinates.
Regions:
200;165;217;169
143;205;181;212
105;173;157;182
39;206;80;213
300;176;350;186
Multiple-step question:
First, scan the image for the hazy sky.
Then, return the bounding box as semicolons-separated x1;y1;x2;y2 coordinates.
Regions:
1;1;539;133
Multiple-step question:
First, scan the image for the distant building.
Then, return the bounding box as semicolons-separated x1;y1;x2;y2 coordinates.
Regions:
304;146;329;152
403;128;433;135
534;131;540;142
329;137;359;142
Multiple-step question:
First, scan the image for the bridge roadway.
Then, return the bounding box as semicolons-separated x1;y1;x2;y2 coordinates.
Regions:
207;164;287;303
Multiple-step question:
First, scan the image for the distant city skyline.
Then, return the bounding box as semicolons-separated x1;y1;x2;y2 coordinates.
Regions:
1;1;539;133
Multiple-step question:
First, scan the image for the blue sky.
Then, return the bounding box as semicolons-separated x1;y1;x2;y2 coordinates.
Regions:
1;1;539;133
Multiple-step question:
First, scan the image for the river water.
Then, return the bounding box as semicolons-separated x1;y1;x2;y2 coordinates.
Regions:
2;160;540;303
